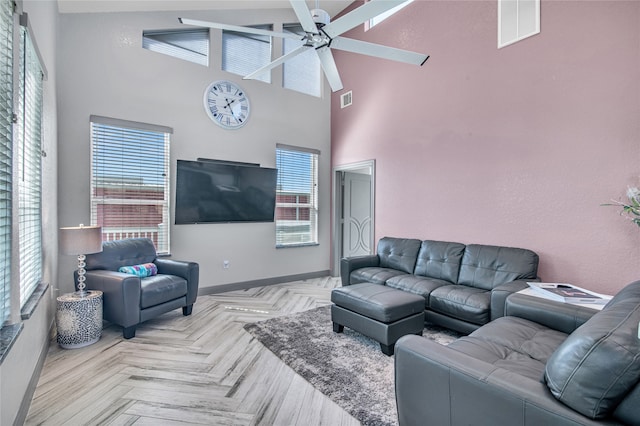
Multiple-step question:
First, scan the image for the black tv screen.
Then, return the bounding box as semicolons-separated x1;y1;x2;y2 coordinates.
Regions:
175;159;277;224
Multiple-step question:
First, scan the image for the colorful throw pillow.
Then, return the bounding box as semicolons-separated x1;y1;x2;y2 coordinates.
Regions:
118;263;158;278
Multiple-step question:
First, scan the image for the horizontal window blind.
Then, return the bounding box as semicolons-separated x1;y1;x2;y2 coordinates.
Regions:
17;24;43;308
282;24;321;97
222;25;272;83
143;28;209;66
90;116;171;254
0;0;12;325
275;144;319;247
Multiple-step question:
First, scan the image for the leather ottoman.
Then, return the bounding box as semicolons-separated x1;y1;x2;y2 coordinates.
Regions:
331;282;425;355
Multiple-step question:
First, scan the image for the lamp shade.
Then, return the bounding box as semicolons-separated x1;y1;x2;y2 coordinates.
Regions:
59;225;103;255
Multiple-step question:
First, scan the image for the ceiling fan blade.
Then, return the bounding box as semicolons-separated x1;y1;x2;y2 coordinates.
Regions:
243;45;311;81
331;36;429;66
289;0;319;34
323;0;408;39
316;46;343;92
179;18;301;40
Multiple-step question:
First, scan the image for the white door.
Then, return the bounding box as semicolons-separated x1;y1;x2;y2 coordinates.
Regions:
342;172;372;258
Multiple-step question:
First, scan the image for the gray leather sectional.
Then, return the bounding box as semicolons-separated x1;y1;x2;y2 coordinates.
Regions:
395;279;640;425
340;237;540;333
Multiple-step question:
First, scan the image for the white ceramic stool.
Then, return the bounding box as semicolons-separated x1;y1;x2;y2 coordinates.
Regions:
56;290;103;349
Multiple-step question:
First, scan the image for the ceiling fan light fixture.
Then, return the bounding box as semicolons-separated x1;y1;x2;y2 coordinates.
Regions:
310;8;330;27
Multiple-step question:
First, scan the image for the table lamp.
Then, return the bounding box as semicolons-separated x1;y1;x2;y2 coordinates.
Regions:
59;224;102;295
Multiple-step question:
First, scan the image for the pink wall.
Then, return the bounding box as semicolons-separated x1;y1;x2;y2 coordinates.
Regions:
331;0;640;295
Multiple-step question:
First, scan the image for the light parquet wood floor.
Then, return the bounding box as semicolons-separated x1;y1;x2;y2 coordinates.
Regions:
25;277;361;426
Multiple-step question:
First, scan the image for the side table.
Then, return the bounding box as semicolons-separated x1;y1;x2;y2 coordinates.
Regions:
56;290;103;349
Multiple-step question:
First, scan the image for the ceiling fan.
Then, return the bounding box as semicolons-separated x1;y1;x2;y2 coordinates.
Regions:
179;0;429;92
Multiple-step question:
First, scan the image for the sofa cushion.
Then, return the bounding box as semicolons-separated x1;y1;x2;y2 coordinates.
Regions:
457;244;539;291
86;238;157;271
350;267;407;285
140;275;188;309
414;240;465;283
386;274;450;308
544;280;640;419
448;316;568;381
429;285;491;325
376;237;421;274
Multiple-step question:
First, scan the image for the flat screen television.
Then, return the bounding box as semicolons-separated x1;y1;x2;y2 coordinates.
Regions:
175;159;277;224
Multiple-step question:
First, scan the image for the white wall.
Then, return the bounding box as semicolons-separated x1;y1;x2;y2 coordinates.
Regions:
56;8;332;293
0;0;58;424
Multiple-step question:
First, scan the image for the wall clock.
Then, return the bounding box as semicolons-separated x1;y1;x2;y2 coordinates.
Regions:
203;80;250;129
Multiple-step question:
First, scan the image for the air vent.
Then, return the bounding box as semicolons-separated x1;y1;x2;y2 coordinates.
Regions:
340;90;353;109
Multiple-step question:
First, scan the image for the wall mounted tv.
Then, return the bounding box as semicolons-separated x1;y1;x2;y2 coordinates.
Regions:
175;159;277;224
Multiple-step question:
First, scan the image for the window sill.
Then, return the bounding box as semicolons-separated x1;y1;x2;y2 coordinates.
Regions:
276;243;320;249
21;282;49;320
0;323;23;365
0;282;49;365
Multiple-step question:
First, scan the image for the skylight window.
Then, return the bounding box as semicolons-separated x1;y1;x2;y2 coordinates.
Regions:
143;28;209;66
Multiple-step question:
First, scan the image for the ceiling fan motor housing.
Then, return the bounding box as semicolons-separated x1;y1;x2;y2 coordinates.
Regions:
310;8;330;28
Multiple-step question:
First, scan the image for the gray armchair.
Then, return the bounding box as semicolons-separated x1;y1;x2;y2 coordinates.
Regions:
78;238;199;339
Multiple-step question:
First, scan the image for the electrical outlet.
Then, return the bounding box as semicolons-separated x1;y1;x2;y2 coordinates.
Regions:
223;260;230;269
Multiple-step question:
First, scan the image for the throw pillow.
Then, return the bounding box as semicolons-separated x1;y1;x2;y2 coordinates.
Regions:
544;283;640;419
118;263;158;278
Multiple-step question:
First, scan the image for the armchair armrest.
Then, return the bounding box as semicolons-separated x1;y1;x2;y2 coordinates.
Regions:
394;335;604;426
82;270;141;328
340;255;379;286
505;293;597;335
154;258;199;305
490;279;533;320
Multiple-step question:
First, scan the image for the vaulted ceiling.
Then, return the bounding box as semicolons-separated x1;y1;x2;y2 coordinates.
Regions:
57;0;353;17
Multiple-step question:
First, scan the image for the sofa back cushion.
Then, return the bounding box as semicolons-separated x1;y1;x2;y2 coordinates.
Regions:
86;238;157;271
414;240;465;283
457;244;539;290
544;280;640;420
377;237;421;274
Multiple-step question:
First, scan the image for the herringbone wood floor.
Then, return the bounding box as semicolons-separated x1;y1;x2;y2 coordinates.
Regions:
25;277;361;426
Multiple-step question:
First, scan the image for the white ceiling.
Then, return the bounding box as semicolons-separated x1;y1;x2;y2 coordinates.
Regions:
57;0;353;17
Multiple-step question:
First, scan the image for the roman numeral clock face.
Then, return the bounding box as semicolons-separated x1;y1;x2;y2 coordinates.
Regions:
203;80;250;130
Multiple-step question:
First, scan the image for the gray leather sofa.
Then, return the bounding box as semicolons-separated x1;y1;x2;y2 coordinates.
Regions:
341;237;540;333
80;238;199;338
394;279;640;426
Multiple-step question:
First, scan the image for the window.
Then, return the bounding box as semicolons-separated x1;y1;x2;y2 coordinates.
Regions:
498;0;540;48
275;144;319;247
0;0;12;325
222;25;272;83
16;20;43;308
142;28;209;66
367;0;414;29
90;116;171;254
282;24;321;97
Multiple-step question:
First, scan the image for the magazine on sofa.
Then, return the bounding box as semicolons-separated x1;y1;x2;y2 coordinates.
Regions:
526;282;611;304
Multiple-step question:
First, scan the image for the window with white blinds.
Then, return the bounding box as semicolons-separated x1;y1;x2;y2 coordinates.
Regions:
16;23;43;308
90;116;172;254
282;24;321;97
275;144;319;247
142;28;209;66
222;25;272;83
0;0;12;325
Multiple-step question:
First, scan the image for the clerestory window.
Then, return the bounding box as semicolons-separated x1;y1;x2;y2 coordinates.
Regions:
142;28;209;66
222;25;272;83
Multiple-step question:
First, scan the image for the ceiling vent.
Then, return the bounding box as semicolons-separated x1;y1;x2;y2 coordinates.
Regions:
340;90;353;109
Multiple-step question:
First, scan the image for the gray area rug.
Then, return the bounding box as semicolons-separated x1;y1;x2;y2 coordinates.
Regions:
243;304;461;426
